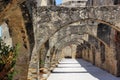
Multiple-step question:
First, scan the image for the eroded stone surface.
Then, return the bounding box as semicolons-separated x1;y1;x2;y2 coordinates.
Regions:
28;6;120;79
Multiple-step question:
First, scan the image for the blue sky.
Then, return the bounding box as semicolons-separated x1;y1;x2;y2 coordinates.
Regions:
56;0;62;5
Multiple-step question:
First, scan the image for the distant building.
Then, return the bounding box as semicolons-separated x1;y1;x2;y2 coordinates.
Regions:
62;0;88;7
61;0;120;7
86;0;113;6
86;0;120;6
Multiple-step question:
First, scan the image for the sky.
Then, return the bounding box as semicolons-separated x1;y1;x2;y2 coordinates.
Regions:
56;0;62;5
0;26;2;37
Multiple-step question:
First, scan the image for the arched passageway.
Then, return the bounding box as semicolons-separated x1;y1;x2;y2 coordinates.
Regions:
1;1;120;80
28;6;120;80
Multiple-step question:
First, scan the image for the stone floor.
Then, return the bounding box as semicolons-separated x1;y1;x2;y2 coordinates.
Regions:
47;58;120;80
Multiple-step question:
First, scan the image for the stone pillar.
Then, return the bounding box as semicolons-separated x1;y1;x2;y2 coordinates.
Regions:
7;8;30;80
71;44;77;59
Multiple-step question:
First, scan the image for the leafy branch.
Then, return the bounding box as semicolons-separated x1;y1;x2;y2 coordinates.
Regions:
0;38;19;80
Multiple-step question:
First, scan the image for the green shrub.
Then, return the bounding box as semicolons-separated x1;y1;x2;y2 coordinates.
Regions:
0;38;19;80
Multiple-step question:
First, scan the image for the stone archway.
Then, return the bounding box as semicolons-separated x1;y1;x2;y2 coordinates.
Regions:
34;6;120;50
28;6;120;79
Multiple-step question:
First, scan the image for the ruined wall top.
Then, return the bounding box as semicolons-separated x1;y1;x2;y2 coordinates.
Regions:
33;6;120;49
62;0;88;3
62;0;88;7
62;0;119;7
88;0;114;6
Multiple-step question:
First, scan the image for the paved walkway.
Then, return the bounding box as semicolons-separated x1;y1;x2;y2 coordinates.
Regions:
47;59;120;80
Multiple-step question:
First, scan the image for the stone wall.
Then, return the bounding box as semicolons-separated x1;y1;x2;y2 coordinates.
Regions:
62;44;77;58
78;27;119;76
1;22;12;47
29;6;120;79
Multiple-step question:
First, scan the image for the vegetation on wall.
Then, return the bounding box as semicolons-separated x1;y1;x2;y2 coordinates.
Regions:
0;38;19;80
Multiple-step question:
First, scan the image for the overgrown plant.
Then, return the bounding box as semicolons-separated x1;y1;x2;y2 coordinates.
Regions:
0;38;20;80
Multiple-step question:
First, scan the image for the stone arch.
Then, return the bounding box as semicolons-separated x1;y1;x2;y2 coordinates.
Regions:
53;39;94;61
30;6;120;78
36;20;117;52
43;37;84;68
48;30;110;60
53;41;83;61
37;20;115;69
56;42;82;60
48;22;112;53
38;21;113;71
35;6;120;51
55;40;101;66
36;18;117;78
49;35;92;60
45;37;88;67
48;33;111;67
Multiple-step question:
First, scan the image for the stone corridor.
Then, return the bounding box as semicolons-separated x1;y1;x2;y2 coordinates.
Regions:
48;58;120;80
27;6;120;80
1;0;120;80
